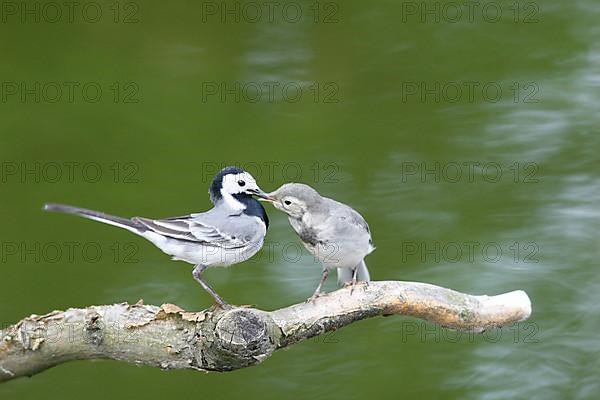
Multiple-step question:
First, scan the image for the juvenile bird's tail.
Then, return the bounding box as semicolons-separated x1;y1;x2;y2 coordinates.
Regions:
337;260;370;286
43;203;145;234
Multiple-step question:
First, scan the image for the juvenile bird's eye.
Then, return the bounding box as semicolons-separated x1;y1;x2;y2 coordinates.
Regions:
238;180;246;186
284;200;292;205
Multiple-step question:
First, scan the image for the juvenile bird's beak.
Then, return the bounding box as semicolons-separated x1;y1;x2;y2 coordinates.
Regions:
257;195;275;202
248;188;274;201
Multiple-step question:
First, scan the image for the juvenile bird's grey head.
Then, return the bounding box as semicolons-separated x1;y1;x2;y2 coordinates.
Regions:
209;166;268;205
264;183;326;219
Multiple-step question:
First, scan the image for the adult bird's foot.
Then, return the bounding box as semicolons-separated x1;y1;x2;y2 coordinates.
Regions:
213;302;234;311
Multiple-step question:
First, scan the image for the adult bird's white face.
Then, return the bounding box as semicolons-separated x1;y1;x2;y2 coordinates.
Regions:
221;171;268;198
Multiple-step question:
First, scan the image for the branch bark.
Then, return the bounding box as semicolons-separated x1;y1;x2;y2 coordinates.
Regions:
0;281;532;382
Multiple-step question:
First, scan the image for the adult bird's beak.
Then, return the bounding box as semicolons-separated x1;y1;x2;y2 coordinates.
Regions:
248;188;274;201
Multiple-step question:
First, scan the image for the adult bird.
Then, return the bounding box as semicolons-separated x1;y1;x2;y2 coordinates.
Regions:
44;166;270;308
263;183;374;301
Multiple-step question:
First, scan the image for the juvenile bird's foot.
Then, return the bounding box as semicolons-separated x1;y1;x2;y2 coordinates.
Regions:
350;281;358;295
345;280;368;295
306;291;325;303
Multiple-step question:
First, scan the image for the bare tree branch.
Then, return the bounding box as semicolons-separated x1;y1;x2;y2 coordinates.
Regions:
0;281;531;382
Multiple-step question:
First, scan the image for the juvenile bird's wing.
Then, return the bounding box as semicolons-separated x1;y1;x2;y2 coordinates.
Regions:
328;200;371;234
133;211;255;249
345;208;371;233
324;199;375;251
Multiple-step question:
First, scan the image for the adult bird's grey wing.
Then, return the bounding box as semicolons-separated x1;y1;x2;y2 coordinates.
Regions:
132;214;250;249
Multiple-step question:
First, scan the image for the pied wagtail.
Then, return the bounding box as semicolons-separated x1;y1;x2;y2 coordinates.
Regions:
44;166;270;308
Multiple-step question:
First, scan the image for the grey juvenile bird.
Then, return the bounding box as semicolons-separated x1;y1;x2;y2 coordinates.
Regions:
263;183;374;300
43;166;270;308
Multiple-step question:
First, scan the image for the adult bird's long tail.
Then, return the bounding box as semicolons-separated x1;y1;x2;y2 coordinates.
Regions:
337;260;370;286
43;203;145;234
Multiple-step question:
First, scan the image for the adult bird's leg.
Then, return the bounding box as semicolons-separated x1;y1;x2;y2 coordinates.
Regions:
307;269;329;302
192;265;231;309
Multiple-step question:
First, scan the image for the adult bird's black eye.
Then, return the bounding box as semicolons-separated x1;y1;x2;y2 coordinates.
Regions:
238;180;246;187
284;200;291;205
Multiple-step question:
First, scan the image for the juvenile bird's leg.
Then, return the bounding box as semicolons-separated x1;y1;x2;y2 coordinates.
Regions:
192;265;232;309
307;269;329;302
350;267;359;294
352;267;359;285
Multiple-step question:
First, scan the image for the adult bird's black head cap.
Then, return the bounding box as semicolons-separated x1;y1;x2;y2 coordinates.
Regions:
209;166;246;202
